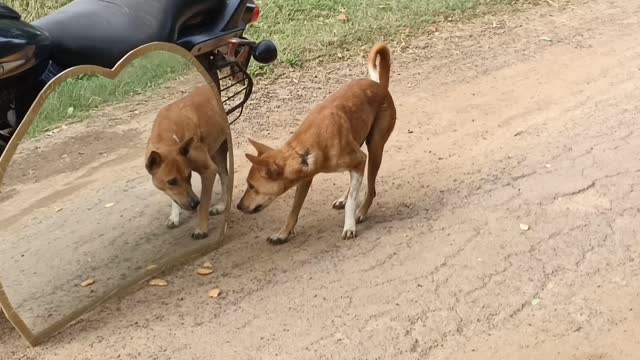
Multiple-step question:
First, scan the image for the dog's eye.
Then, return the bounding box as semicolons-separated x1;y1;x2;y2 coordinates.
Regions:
247;182;254;190
167;178;179;186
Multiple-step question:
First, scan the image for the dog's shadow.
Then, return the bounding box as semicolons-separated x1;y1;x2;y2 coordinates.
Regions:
216;172;445;274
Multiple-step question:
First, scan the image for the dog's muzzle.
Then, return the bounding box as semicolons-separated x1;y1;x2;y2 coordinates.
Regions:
175;199;200;211
237;202;263;214
189;198;200;210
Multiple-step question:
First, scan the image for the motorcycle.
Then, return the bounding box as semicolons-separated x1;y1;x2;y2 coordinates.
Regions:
0;0;278;155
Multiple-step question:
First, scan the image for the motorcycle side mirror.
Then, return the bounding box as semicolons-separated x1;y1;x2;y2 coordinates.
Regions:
0;43;234;347
252;40;278;65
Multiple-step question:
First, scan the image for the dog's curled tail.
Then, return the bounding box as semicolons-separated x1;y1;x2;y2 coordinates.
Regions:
367;42;391;89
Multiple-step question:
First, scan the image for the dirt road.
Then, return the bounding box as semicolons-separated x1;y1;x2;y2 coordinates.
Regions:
2;0;640;358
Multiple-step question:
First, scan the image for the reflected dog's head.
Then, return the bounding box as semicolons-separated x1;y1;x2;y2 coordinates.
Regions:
146;137;201;211
237;139;302;214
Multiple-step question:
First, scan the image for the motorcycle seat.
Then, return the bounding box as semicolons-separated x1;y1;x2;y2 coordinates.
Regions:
34;0;224;69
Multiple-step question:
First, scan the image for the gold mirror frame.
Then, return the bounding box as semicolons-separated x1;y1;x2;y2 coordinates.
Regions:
0;42;234;347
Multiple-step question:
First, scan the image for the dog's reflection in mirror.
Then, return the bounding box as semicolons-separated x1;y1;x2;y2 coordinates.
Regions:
0;50;229;335
145;85;229;240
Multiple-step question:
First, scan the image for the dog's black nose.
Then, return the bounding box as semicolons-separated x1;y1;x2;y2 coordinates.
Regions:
190;198;200;210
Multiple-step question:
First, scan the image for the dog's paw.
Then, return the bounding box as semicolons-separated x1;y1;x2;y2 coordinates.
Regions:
267;232;292;245
166;218;180;229
356;212;367;224
332;199;346;210
342;228;357;240
191;230;209;240
209;203;226;216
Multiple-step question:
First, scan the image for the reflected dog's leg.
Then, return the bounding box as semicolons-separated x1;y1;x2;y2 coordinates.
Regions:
193;167;216;240
210;166;229;216
166;201;181;229
209;140;229;216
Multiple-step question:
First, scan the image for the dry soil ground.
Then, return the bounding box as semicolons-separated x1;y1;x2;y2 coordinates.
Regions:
2;0;640;358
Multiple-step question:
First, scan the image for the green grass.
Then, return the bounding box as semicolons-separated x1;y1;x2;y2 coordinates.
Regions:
248;0;492;68
6;0;537;136
4;0;73;21
27;52;192;138
9;0;536;66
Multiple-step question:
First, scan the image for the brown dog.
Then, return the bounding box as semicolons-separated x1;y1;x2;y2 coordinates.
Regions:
145;85;229;239
237;43;396;244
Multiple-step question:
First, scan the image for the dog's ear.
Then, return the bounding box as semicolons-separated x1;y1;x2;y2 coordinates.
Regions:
248;138;274;156
180;136;195;157
245;153;283;179
145;151;162;174
246;153;271;168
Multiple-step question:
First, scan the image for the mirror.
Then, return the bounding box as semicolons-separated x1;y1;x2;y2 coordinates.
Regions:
0;44;233;346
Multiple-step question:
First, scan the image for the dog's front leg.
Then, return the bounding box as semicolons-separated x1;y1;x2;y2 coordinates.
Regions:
268;179;313;245
192;168;216;240
166;201;181;228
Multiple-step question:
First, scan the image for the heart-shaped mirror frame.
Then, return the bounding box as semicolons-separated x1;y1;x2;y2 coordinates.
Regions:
0;42;234;347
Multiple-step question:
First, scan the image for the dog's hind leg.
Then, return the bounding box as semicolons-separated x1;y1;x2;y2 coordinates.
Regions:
332;173;351;210
342;150;367;239
357;105;395;223
356;146;381;223
166;201;182;229
193;167;216;239
209;140;229;216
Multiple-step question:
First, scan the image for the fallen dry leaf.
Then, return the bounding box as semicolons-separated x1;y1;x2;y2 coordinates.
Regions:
104;202;115;208
202;262;213;269
336;14;349;22
54;207;63;213
208;288;221;298
146;264;158;271
149;279;168;287
197;268;214;276
80;278;95;287
520;223;530;231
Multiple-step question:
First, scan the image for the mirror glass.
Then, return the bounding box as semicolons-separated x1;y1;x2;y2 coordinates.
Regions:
0;49;231;340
